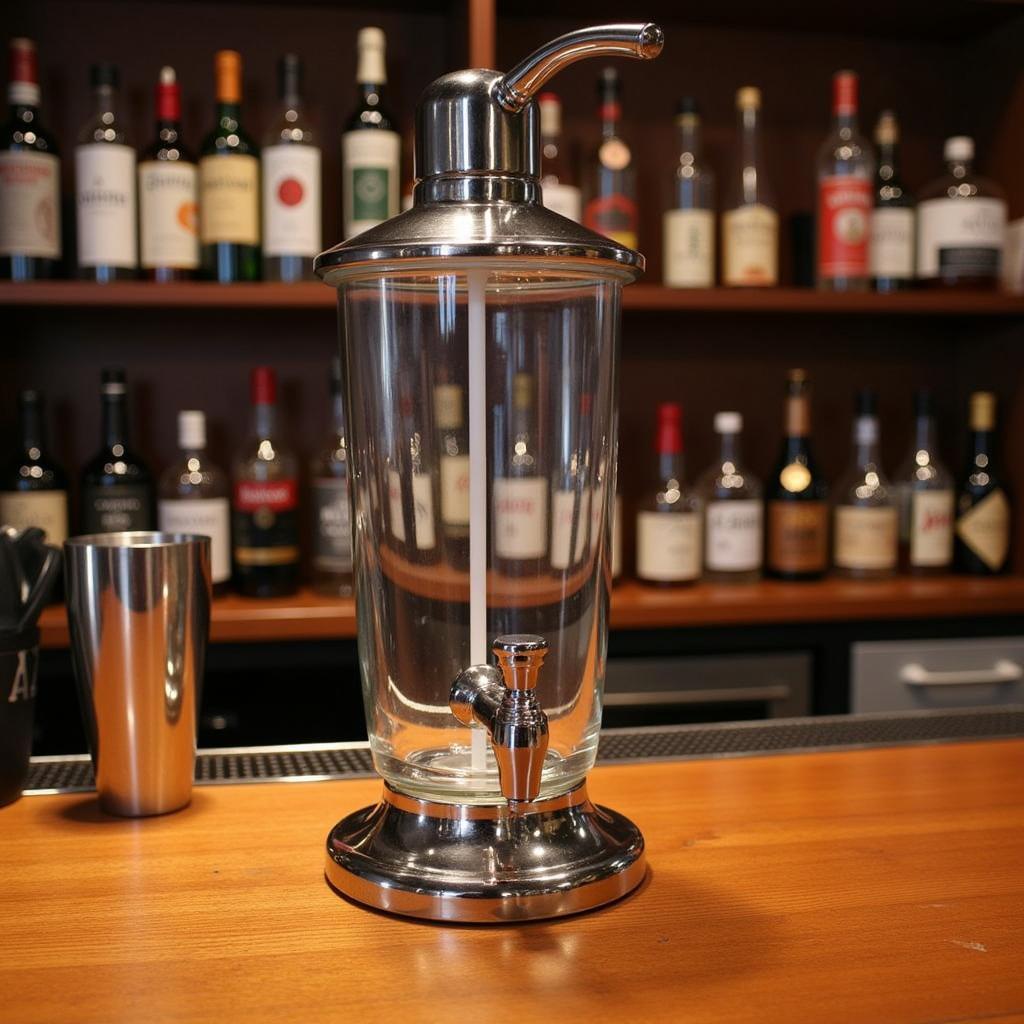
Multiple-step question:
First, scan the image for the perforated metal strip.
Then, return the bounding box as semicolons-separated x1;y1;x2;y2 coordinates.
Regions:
23;705;1024;795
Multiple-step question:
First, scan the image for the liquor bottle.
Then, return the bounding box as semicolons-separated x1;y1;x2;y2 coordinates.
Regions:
0;390;68;546
663;98;714;289
341;27;399;239
722;86;778;288
199;50;260;282
232;368;299;596
582;67;637;249
435;381;470;571
80;369;155;534
538;92;581;223
158;411;231;593
917;137;1007;289
310;357;354;596
699;412;763;583
832;390;897;579
493;372;547;576
551;394;593;576
766;370;828;580
869;110;914;293
816;71;873;291
894;389;953;575
635;402;702;586
139;67;199;282
387;390;439;565
0;39;61;280
262;54;321;282
955;392;1010;575
75;63;137;281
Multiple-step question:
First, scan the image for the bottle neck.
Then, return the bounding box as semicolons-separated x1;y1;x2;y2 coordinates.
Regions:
19;403;44;452
154;118;182;141
357;81;384;107
948;157;973;179
677;117;701;160
878;140;900;180
834;109;858;136
738;106;761;204
93;84;118;120
102;395;128;449
9;100;38;121
600;99;620;139
254;402;275;439
852;415;880;468
914;414;938;454
217;100;241;126
718;432;741;465
969;428;993;463
331;393;346;437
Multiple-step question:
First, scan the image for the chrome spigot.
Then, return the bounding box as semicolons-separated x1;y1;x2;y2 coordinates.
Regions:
450;635;550;811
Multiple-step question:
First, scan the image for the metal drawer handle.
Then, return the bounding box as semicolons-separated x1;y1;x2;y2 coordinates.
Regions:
900;660;1023;687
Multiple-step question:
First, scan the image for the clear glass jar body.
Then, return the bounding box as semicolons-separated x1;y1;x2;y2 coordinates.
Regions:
336;263;623;804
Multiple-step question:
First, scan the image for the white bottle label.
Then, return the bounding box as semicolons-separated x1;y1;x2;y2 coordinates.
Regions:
75;143;137;268
139;160;198;269
158;497;231;583
412;472;436;551
341;129;400;238
910;490;954;568
722;203;778;286
637;510;701;582
551;488;591;570
199;154;259;245
543;182;582;223
0;490;68;545
440;454;470;526
834;505;898;570
0;150;61;258
917;197;1006;279
705;499;763;572
262;144;322;257
869;207;915;279
663;208;714;288
493;477;547;560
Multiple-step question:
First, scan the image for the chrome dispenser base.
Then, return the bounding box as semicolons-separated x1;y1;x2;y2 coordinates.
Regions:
325;783;645;923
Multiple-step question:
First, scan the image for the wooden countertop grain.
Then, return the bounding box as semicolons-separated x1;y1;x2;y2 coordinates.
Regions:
1;740;1022;1024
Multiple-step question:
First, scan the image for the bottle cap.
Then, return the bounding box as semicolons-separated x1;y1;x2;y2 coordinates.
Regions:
8;38;40;106
356;26;387;85
714;411;742;434
251;366;276;405
875;109;898;145
90;62;119;89
656;402;683;454
913;388;933;418
278;53;302;102
215;50;242;104
832;69;858;116
735;86;760;111
178;410;207;450
969;391;996;431
855;388;877;417
155;65;180;122
944;135;974;162
101;367;126;395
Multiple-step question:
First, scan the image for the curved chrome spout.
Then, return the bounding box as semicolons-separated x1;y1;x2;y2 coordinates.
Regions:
495;23;664;113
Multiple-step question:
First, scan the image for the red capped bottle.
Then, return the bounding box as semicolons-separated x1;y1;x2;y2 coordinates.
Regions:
816;70;874;291
232;367;300;597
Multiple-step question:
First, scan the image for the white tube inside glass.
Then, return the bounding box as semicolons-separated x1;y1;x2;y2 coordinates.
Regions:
467;269;488;772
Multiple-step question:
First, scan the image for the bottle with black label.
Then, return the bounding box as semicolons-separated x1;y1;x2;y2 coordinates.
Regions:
766;370;829;580
698;411;763;583
894;389;954;575
955;392;1010;575
80;369;154;534
917;137;1007;289
0;390;68;547
310;357;353;596
158;411;231;594
870;110;914;293
262;54;321;282
139;67;198;281
232;367;300;597
833;390;897;579
1;38;62;280
75;64;137;281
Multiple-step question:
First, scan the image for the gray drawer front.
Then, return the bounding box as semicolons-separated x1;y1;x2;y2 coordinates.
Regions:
605;652;811;718
851;637;1024;713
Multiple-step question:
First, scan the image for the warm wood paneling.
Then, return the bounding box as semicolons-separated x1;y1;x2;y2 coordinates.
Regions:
2;740;1022;1022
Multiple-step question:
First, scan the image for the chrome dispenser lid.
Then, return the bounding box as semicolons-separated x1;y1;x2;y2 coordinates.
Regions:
315;23;663;283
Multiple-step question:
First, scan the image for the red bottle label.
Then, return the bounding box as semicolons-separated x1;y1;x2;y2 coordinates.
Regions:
234;479;298;512
817;175;872;280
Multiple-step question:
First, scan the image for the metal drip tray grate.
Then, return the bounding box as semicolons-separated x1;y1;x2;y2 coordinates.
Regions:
24;706;1024;795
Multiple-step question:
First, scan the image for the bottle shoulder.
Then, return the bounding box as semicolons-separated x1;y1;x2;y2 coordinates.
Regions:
918;172;1007;205
3;110;60;155
201;117;259;158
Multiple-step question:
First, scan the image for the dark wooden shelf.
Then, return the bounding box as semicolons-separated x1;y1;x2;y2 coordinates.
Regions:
36;575;1024;648
3;281;1023;316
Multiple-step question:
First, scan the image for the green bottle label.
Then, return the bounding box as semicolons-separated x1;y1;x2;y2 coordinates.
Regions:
352;167;389;221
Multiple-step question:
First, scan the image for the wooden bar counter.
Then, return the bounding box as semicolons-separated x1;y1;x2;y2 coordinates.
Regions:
2;740;1023;1023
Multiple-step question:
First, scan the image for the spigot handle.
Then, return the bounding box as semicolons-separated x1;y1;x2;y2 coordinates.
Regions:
495;23;664;113
492;634;548;691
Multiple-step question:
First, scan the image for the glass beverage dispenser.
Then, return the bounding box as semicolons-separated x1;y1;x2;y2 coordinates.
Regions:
318;23;664;922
